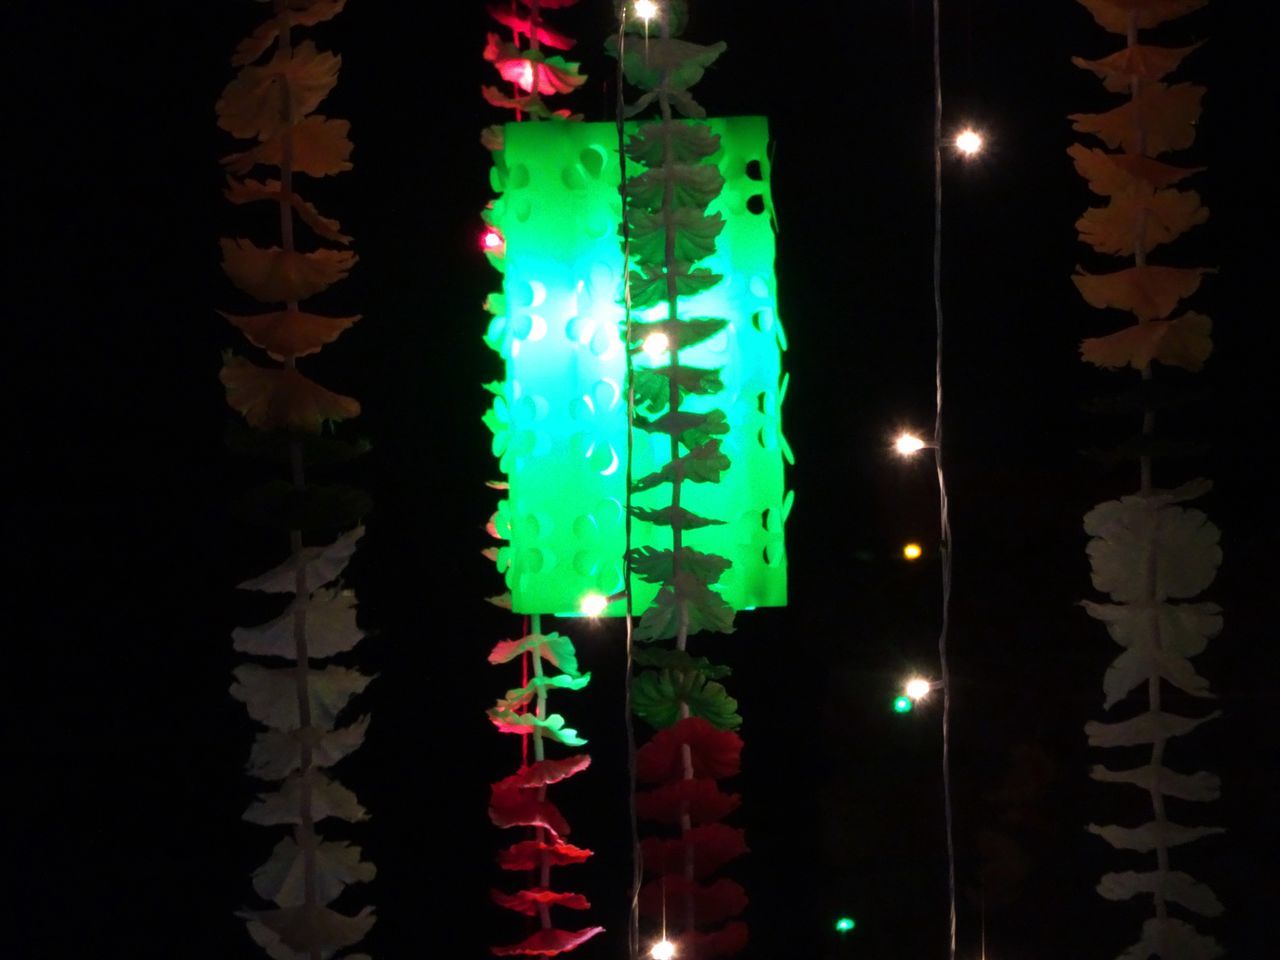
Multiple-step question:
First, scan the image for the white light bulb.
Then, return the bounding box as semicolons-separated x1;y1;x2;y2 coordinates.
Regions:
650;941;676;960
580;593;608;617
642;331;670;360
905;677;932;701
894;433;927;456
955;128;984;157
635;0;660;22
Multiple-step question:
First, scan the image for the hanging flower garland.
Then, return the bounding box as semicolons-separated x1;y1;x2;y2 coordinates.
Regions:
479;4;603;956
216;1;375;957
483;0;587;126
486;625;603;956
611;4;749;956
1069;2;1223;958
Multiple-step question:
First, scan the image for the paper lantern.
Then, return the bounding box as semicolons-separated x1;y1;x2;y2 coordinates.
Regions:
483;117;790;617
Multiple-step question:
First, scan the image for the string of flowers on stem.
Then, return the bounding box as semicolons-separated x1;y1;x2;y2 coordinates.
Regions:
1069;2;1223;957
612;4;749;956
216;1;374;957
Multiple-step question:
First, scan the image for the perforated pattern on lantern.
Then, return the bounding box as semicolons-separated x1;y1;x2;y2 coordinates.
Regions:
484;118;789;616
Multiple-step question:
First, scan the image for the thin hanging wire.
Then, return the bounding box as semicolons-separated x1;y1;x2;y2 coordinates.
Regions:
615;7;641;959
932;1;958;959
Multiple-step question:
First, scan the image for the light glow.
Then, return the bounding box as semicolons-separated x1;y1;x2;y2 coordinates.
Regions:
650;940;676;960
893;695;913;714
903;542;923;561
905;677;932;701
642;331;670;360
481;227;504;252
894;432;927;456
580;593;609;617
635;0;659;23
835;916;857;934
955;128;984;157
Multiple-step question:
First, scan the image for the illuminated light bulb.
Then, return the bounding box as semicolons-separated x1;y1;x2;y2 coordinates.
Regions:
481;228;504;252
650;940;676;960
893;695;913;714
894;433;927;456
955;128;984;157
835;917;857;934
635;0;660;22
902;542;923;561
642;331;670;360
905;677;932;701
580;593;608;617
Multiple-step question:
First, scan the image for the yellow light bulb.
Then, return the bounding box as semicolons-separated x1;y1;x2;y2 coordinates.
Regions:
894;433;927;456
635;0;659;22
905;677;931;701
650;941;676;960
580;593;608;617
903;543;923;561
955;128;984;156
642;331;670;360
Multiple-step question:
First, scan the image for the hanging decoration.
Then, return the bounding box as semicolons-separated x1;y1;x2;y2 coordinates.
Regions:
486;621;603;957
216;1;375;957
483;0;587;128
608;2;789;954
480;5;604;957
1069;2;1223;958
483;115;788;618
479;2;786;954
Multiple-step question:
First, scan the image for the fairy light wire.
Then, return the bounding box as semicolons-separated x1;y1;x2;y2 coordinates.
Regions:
615;7;642;959
932;1;958;959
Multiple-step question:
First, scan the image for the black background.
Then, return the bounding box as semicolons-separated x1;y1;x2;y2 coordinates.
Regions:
6;1;1274;958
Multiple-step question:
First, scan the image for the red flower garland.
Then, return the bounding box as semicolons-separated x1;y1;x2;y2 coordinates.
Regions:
636;718;749;956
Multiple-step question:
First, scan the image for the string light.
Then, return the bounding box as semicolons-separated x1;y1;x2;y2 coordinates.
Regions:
642;331;670;360
894;432;928;457
905;676;932;701
481;227;504;253
954;128;984;157
893;695;913;714
580;593;608;617
634;0;659;23
835;916;857;934
903;542;923;561
650;940;676;960
934;4;960;956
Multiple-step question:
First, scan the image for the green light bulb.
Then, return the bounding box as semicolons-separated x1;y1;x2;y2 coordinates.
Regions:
835;916;856;933
893;695;913;714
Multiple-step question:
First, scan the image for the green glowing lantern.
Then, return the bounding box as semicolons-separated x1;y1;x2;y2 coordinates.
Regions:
484;118;790;616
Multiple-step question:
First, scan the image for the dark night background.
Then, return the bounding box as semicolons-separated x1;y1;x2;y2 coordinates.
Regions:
5;1;1274;958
